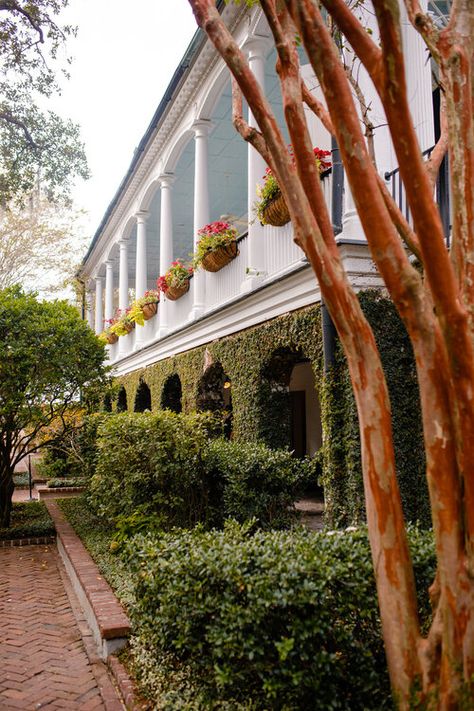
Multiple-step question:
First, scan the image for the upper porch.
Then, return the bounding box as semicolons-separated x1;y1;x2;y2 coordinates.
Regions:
79;2;443;377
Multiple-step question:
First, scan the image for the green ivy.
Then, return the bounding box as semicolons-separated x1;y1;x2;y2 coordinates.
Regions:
115;292;428;528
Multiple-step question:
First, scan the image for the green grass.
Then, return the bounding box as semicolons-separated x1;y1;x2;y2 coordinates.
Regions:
57;496;135;609
0;501;55;539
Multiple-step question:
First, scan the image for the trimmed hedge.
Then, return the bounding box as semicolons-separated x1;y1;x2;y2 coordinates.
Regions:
126;524;436;710
88;412;311;531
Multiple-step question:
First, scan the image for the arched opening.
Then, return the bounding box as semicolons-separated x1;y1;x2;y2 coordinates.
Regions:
161;374;183;413
134;381;152;413
197;362;232;438
261;347;322;457
116;386;128;412
103;393;112;413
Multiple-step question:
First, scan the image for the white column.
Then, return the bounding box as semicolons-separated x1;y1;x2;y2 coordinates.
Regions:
85;288;94;330
118;239;129;312
104;260;114;322
158;174;175;337
135;211;149;299
94;276;103;334
134;212;149;349
242;37;269;292
400;0;434;152
192;120;212;320
118;239;130;357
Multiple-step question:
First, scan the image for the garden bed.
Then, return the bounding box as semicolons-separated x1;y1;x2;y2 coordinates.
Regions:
0;501;56;542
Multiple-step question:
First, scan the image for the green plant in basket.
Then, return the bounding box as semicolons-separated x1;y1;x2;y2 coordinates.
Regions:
193;221;238;269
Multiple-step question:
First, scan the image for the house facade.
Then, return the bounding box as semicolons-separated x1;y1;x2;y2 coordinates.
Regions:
79;2;446;524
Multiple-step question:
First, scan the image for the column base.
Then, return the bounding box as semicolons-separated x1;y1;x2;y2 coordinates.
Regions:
188;305;205;322
158;326;169;339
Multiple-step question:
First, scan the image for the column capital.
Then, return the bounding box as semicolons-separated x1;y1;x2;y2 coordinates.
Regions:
105;259;114;268
94;275;103;284
135;210;149;224
158;173;175;189
118;237;129;247
192;119;213;138
243;35;272;60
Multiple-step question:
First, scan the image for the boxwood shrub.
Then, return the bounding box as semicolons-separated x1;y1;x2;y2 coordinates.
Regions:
126;524;436;710
88;411;224;527
89;413;311;532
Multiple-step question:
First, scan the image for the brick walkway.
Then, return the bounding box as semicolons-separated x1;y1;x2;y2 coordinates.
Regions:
0;544;124;710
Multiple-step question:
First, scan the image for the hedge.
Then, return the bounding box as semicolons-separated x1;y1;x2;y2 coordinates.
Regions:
114;292;428;529
88;412;311;531
126;524;436;710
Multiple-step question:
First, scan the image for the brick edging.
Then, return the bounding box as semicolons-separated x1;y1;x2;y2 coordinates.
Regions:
108;655;150;710
0;535;56;547
45;500;131;660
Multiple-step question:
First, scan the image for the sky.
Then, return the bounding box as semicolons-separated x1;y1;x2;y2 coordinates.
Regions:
50;0;199;247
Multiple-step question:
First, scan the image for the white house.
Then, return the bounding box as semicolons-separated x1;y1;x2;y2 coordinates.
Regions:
78;1;448;518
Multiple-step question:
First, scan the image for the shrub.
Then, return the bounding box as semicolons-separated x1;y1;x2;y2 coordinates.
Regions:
88;412;311;534
126;524;436;710
203;439;312;528
88;411;223;527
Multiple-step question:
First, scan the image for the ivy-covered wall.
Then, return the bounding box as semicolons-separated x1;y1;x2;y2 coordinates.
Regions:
115;290;429;528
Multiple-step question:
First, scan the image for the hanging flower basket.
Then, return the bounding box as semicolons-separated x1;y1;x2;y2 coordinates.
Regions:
166;280;190;301
105;332;119;345
256;147;332;227
260;190;290;227
123;321;135;334
157;260;193;301
201;241;239;272
142;301;158;320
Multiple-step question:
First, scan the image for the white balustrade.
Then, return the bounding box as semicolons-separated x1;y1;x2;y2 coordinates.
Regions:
204;236;249;312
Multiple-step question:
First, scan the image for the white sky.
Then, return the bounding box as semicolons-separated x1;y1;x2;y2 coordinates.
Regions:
51;0;198;246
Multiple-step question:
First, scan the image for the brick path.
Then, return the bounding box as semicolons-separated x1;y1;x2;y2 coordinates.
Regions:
0;544;124;710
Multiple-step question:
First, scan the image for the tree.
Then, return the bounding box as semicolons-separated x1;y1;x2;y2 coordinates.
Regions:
0;286;107;528
0;0;89;204
0;197;88;293
187;0;474;707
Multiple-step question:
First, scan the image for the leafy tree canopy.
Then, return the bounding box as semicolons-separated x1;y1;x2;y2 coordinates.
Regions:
0;285;108;526
0;0;89;204
0;196;88;294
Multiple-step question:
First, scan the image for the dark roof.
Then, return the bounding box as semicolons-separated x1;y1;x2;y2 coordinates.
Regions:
81;1;226;268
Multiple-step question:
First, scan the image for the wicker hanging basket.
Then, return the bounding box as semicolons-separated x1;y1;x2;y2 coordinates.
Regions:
201;241;239;273
166;280;190;301
105;333;118;345
142;301;158;320
261;191;290;227
123;321;135;334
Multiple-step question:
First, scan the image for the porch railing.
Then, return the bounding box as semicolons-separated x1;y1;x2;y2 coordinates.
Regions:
384;147;451;246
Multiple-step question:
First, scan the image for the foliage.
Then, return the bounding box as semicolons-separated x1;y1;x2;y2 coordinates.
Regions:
37;412;107;483
255;147;331;224
109;308;135;337
0;501;55;539
193;221;238;268
46;477;86;488
57;496;135;608
88;411;224;527
127;290;161;327
157;260;193;294
115;297;427;529
88;412;309;535
0;0;89;204
0;198;88;294
203;439;313;528
126;523;436;710
0;286;107;526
